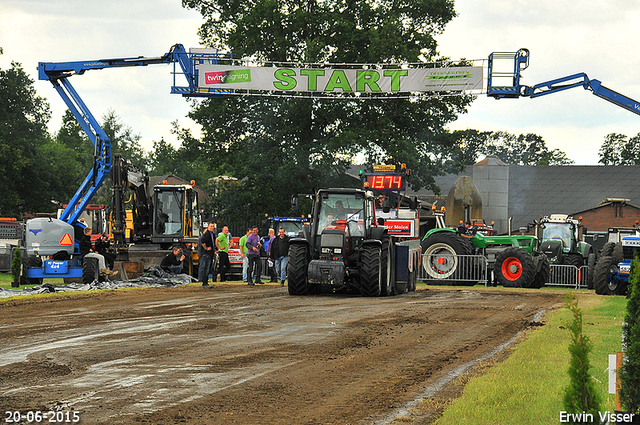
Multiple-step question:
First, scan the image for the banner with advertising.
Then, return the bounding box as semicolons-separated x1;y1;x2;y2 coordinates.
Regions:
196;64;482;94
384;220;416;237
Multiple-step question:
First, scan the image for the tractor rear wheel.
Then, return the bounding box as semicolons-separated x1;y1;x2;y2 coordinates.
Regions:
360;244;382;297
421;232;472;285
287;244;310;295
593;255;626;295
495;247;535;288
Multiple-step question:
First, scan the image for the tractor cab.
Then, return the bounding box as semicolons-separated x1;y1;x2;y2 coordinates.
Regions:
312;189;375;260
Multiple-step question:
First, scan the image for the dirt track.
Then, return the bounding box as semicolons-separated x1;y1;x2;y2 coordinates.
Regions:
0;284;562;424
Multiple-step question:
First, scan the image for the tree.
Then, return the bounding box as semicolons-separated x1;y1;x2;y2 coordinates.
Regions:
146;126;211;187
49;110;93;199
102;110;149;168
563;293;601;423
454;130;574;165
181;0;474;216
620;257;640;414
598;133;640;165
0;61;57;216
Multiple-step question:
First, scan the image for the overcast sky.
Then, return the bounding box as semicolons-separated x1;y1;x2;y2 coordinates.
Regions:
1;0;639;164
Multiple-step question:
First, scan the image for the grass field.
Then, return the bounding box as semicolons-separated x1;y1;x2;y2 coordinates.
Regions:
434;289;628;425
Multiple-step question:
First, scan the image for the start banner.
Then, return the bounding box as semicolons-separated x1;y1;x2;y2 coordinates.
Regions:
196;64;482;94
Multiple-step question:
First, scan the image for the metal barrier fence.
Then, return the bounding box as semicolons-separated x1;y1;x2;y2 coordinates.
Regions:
419;254;590;289
419;254;489;285
547;265;590;289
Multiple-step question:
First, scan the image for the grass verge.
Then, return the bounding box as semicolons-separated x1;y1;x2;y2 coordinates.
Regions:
432;290;627;425
0;271;64;290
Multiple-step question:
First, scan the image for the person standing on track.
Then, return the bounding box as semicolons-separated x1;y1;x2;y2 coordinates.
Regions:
246;225;263;286
198;222;217;287
270;227;290;287
216;225;232;282
239;227;251;283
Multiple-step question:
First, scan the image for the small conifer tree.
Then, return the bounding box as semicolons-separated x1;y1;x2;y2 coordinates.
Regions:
621;257;640;413
563;293;601;424
11;247;22;284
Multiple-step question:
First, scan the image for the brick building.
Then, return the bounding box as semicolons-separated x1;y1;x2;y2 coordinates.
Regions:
572;198;640;232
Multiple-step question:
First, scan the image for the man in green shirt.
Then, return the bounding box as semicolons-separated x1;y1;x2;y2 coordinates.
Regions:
215;225;232;282
239;227;251;282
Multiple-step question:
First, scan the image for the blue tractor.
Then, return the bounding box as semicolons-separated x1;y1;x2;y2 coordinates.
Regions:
593;237;638;295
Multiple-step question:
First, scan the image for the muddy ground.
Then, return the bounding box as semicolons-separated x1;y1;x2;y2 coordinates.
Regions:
0;283;563;424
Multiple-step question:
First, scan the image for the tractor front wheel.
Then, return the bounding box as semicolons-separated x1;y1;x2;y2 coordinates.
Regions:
495;247;535;288
529;254;550;289
287;244;310;295
360;244;382;297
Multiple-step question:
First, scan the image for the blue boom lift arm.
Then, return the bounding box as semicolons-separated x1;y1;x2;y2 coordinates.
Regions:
487;48;640;116
37;44;229;227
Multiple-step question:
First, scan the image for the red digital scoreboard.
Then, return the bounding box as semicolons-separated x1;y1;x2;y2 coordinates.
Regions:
364;174;405;191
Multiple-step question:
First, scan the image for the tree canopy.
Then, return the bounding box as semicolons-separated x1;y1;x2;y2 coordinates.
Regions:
598;132;640;165
0;61;54;216
453;130;575;166
180;0;473;221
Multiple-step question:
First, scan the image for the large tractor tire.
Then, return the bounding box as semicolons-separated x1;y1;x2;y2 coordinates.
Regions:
82;257;99;284
529;254;550;289
360;244;382;297
287;244;310;295
379;236;394;296
601;242;623;263
593;255;626;295
495;247;535;288
421;232;472;285
563;253;583;267
563;253;585;286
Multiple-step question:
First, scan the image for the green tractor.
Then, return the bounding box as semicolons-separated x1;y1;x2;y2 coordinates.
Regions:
420;209;549;288
537;214;595;288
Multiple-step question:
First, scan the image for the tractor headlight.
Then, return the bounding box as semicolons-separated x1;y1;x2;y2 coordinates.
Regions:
334;248;342;254
321;248;331;254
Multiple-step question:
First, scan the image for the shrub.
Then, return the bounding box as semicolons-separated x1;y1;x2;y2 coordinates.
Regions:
11;247;22;283
563;293;601;423
621;257;640;413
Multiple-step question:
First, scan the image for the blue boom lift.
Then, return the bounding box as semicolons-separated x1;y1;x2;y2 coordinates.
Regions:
487;48;640;115
23;45;230;283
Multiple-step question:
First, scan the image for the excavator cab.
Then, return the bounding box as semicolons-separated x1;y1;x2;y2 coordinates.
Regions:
151;184;200;245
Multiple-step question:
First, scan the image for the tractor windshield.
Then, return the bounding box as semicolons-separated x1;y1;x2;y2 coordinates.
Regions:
317;193;364;235
279;221;303;238
542;223;573;249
